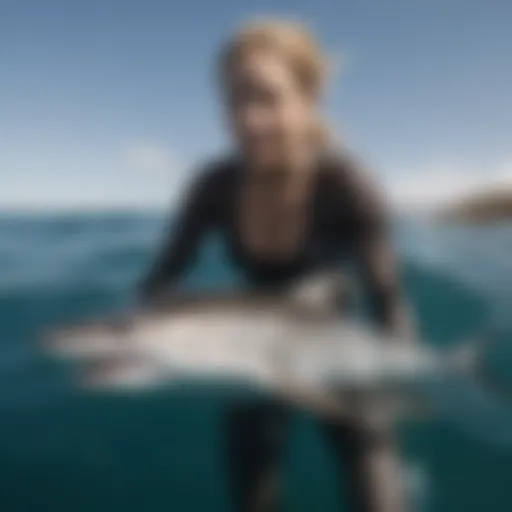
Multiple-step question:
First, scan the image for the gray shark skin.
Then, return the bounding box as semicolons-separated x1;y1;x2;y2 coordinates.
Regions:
40;277;491;425
40;277;512;449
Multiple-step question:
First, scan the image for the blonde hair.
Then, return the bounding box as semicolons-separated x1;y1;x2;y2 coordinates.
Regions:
219;19;333;148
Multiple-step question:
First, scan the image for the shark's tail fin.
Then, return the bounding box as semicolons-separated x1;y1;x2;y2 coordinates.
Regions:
449;331;492;373
450;327;510;403
432;326;512;449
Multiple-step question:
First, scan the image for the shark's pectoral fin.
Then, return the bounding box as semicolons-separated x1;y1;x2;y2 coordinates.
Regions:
77;355;169;392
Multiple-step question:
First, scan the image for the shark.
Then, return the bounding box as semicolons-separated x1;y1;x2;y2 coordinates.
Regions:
39;274;512;446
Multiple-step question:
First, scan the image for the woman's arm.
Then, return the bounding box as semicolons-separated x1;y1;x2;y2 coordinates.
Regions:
354;215;413;336
138;167;221;302
345;162;414;337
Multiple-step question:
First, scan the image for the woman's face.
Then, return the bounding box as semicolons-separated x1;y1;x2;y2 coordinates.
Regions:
225;49;315;170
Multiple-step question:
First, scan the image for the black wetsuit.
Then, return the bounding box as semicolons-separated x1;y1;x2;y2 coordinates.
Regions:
140;152;407;512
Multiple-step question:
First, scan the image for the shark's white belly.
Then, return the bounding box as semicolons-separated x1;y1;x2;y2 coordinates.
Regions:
133;311;288;385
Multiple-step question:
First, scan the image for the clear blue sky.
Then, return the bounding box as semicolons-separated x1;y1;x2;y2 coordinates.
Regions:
1;0;511;210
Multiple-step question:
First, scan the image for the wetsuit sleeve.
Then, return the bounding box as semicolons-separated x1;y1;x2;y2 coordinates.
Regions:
345;161;413;336
138;169;220;301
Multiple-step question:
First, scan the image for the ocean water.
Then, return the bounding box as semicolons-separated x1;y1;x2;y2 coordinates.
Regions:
0;213;511;512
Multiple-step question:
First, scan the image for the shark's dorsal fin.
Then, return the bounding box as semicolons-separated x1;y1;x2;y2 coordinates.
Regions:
284;271;351;317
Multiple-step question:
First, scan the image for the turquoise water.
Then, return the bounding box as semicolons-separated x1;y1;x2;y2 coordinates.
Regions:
0;214;511;511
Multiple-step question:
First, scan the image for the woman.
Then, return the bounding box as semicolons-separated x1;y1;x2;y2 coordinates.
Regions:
140;20;412;512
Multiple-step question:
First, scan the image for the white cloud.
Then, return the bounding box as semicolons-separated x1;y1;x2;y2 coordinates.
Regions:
120;142;175;177
2;147;512;215
383;158;512;213
0;141;187;212
0;183;170;213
